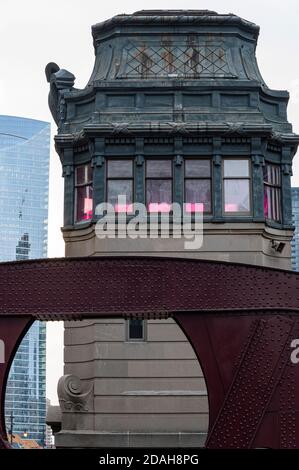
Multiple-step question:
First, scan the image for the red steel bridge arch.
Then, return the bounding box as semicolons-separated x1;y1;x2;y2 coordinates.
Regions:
0;256;299;449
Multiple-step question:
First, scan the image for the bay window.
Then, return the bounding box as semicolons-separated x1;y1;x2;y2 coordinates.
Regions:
184;159;212;213
223;159;251;214
263;163;281;222
74;156;264;223
75;163;93;223
107;159;133;212
146;159;172;212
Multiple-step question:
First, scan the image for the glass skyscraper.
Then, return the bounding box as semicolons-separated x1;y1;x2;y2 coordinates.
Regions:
291;187;299;272
0;115;50;445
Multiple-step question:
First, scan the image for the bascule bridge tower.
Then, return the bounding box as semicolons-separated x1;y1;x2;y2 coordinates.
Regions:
46;10;299;447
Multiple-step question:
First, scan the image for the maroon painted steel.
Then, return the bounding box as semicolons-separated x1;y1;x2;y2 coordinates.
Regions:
0;317;33;448
174;313;299;448
0;256;299;318
0;256;298;448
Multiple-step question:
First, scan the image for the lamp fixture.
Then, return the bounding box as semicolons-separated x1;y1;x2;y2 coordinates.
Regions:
271;240;286;253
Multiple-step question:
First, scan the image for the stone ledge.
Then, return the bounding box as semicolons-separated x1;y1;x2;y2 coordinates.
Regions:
55;430;207;448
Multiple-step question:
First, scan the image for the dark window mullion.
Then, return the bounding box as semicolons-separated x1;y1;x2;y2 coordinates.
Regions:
263;163;282;222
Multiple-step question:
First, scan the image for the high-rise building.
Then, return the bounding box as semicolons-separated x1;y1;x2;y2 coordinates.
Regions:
291;187;299;271
45;399;54;448
0;115;50;445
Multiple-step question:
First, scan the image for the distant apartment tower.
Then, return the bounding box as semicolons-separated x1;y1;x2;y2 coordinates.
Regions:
45;399;54;447
291;187;299;271
0;115;50;445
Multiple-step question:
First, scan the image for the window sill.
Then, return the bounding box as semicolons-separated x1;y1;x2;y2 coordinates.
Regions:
65;217;293;231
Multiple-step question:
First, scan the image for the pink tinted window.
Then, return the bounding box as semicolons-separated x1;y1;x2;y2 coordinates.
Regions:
76;186;93;222
224;179;250;212
184;160;212;213
146;160;172;212
75;164;93;223
146;180;172;212
223;159;251;214
106;159;134;212
185;203;204;213
107;179;133;212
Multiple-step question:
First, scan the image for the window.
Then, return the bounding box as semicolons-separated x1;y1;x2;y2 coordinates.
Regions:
263;164;281;222
223;159;251;214
75;164;93;223
107;159;133;212
127;319;145;341
146;160;172;212
184;159;212;213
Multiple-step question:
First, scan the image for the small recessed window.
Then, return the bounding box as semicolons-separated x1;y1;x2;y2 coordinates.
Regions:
75;164;93;223
223;159;251;214
127;319;145;341
263;164;281;222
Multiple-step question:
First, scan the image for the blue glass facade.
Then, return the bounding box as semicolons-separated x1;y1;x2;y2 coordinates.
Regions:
291;187;299;272
0;115;50;445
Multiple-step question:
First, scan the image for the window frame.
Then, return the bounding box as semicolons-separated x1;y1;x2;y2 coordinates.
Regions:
222;157;252;216
74;163;93;223
126;319;147;342
106;158;134;212
263;162;282;223
184;158;212;214
145;158;173;213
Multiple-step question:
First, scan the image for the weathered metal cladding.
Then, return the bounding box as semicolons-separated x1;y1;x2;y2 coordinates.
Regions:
46;10;298;139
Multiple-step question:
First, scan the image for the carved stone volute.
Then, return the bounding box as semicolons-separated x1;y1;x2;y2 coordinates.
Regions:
57;374;94;413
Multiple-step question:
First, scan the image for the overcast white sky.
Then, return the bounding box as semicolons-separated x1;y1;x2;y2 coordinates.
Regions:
1;0;299;404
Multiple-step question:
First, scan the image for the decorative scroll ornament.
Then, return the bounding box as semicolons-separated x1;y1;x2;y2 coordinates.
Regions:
45;63;75;125
58;375;93;412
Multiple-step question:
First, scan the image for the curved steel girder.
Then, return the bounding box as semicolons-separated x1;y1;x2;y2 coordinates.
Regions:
174;313;299;448
0;256;298;319
0;317;33;448
0;257;298;448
